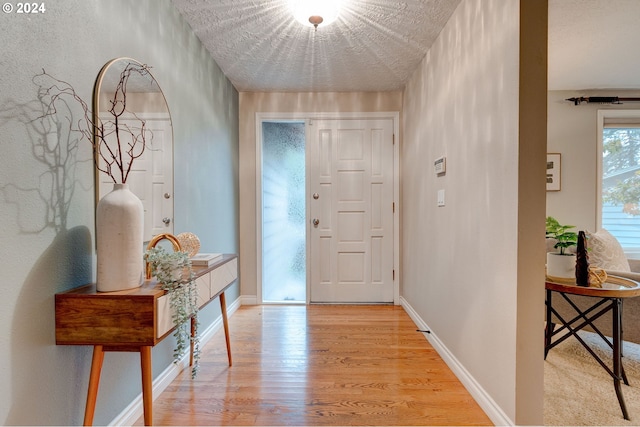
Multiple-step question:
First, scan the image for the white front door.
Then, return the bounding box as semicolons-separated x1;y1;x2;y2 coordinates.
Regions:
308;118;395;303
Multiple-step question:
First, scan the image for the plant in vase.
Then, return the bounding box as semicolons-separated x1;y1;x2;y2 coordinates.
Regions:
35;63;153;292
144;246;200;378
545;216;578;279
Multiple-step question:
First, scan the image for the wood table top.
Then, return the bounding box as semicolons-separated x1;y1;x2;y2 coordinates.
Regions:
546;275;640;298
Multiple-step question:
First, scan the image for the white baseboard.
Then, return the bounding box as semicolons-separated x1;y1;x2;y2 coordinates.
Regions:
109;295;242;426
399;296;513;426
241;294;258;305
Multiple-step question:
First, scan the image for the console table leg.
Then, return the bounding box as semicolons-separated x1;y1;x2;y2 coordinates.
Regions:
84;345;105;426
140;346;153;426
220;292;232;366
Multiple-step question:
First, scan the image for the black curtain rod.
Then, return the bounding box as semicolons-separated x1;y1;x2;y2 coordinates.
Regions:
566;96;640;105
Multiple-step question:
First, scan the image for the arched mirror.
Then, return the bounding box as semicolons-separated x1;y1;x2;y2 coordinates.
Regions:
93;57;174;242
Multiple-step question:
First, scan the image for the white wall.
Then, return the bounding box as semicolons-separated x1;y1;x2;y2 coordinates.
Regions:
547;90;640;231
0;1;239;424
402;0;546;424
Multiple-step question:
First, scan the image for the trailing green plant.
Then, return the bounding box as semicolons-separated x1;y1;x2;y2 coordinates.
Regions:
545;216;578;255
144;247;200;378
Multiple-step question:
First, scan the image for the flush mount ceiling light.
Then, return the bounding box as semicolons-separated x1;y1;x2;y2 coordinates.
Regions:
289;0;341;29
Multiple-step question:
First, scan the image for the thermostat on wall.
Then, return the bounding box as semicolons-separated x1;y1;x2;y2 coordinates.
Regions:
434;156;446;174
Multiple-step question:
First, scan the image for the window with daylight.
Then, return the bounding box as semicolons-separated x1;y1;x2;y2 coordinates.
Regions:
599;110;640;258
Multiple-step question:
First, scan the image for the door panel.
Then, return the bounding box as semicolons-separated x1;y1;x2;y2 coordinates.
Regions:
309;118;394;303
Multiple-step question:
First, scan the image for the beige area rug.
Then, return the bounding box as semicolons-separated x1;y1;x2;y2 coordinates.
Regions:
545;330;640;425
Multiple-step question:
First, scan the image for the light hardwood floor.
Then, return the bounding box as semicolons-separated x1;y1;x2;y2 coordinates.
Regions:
137;305;492;426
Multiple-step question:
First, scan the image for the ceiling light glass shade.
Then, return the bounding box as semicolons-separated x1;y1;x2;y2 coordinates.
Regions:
289;0;341;28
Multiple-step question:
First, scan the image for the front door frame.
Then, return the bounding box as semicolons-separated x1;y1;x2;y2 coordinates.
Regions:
255;111;400;305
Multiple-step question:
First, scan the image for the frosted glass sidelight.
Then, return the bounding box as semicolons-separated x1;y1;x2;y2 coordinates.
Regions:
262;122;306;302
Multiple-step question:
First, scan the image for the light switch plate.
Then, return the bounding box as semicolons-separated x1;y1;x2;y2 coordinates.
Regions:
437;189;445;207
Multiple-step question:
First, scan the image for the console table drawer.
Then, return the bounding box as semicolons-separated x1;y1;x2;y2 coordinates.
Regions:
211;257;238;298
155;294;173;339
56;284;164;346
156;255;238;339
196;273;211;306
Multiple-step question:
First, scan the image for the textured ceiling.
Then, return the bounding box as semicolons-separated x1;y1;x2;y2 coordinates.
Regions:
171;0;461;92
171;0;640;93
548;0;640;90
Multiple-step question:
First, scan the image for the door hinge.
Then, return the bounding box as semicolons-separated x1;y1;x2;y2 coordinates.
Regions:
393;269;395;281
393;134;395;145
392;202;395;213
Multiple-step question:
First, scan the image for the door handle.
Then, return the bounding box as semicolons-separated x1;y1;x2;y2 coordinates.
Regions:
163;217;171;225
312;218;320;227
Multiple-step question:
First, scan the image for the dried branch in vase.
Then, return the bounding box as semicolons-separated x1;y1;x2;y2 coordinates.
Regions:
33;62;153;184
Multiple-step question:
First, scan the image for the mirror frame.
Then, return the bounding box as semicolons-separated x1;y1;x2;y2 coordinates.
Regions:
92;57;174;243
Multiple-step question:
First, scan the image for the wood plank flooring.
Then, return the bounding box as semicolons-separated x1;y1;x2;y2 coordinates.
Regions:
137;305;492;426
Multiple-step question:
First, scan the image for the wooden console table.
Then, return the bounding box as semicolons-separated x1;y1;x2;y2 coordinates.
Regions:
55;254;238;426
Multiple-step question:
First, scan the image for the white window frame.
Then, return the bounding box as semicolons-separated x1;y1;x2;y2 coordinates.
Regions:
597;109;640;258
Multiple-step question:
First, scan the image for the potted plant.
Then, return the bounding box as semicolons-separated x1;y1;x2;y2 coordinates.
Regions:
144;246;200;378
545;216;578;279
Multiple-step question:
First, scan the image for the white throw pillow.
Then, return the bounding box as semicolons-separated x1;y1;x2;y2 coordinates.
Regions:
586;229;631;272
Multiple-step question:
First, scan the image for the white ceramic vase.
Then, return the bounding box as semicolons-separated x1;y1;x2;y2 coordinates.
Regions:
96;183;144;292
546;252;577;279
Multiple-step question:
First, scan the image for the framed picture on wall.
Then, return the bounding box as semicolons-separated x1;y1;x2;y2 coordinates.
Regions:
546;153;561;191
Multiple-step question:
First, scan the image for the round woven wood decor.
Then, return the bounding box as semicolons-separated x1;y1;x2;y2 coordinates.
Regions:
176;232;200;257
